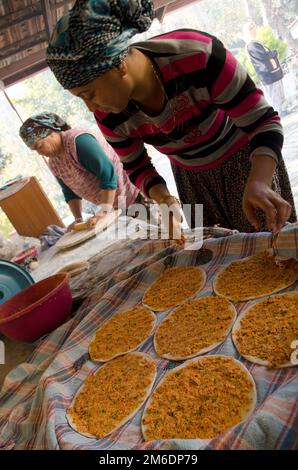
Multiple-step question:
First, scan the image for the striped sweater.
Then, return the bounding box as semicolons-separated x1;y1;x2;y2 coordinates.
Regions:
94;29;283;196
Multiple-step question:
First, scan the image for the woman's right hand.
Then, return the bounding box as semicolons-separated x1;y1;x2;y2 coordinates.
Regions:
67;218;83;232
159;195;183;241
243;179;292;232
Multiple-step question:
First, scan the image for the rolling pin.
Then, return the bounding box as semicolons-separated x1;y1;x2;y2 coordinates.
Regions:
73;221;89;231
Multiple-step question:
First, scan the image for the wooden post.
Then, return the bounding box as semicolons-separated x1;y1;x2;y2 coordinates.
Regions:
0;176;65;237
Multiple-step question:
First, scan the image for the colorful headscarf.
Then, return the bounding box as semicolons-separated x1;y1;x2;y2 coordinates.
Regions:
19;112;68;147
46;0;154;89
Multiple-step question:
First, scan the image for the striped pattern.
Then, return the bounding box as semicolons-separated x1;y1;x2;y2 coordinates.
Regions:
275;222;298;260
95;29;283;196
0;229;297;449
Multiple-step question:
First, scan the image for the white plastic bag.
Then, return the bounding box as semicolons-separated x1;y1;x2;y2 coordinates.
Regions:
0;230;19;260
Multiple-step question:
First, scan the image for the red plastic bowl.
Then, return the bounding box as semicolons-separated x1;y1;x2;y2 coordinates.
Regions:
0;273;72;342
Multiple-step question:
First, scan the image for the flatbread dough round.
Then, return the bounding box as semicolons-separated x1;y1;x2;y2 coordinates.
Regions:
154;296;236;360
56;261;90;277
232;291;298;368
89;306;156;362
56;209;121;250
143;266;206;311
67;352;156;439
214;251;298;302
142;355;256;441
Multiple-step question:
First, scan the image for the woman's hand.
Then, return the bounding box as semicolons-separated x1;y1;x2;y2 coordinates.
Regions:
148;184;183;241
67;218;83;232
86;211;107;229
159;195;184;240
244;154;293;232
243;180;292;232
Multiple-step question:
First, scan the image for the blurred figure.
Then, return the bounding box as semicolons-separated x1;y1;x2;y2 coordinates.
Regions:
245;21;286;116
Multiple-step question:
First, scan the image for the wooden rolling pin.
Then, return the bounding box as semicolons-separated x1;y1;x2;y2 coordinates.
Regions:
73;221;89;231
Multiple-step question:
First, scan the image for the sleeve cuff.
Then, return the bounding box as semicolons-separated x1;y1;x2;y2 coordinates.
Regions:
144;175;167;198
100;181;117;190
65;195;82;202
249;146;279;164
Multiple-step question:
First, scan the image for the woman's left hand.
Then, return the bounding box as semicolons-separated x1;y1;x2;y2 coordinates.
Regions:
86;211;107;229
243;180;292;232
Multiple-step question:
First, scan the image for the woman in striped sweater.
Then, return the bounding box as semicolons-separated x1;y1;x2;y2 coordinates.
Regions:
46;0;296;233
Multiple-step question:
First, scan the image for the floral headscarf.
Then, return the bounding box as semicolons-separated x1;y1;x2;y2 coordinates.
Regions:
46;0;154;89
19;112;68;147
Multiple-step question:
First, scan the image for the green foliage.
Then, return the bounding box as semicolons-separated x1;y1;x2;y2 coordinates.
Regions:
0;147;12;172
279;0;298;26
0;210;14;238
236;25;288;87
144;0;248;46
0;70;100;231
256;26;288;61
13;69;96;128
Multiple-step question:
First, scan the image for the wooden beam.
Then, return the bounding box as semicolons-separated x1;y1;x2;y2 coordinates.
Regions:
0;34;48;61
155;6;167;22
153;0;176;9
2;61;48;88
0;0;73;31
41;0;54;41
55;0;75;9
0;50;46;81
0;4;42;30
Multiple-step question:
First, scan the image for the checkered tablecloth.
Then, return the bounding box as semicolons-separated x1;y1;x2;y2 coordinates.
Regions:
0;227;297;450
275;222;298;261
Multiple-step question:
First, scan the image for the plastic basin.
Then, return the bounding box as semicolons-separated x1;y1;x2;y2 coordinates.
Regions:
0;259;34;305
0;272;72;342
